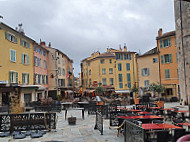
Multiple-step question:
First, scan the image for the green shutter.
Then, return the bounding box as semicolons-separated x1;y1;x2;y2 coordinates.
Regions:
16;72;18;83
22;54;24;64
160;40;163;48
22;73;24;84
169;54;172;63
27;74;29;84
27;55;29;65
15;37;18;43
169;38;171;46
161;55;164;64
10;50;13;61
147;68;150;75
141;69;144;76
9;71;11;83
20;39;23;45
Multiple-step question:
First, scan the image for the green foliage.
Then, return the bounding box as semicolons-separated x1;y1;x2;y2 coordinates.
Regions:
149;83;165;95
131;85;139;93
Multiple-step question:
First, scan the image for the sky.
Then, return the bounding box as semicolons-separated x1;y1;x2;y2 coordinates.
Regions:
0;0;175;77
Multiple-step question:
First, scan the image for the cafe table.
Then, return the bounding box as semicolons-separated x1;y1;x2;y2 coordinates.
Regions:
149;107;161;110
118;115;163;120
142;123;182;130
128;109;141;112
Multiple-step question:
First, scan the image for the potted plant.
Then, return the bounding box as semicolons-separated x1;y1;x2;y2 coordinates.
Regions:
68;116;76;125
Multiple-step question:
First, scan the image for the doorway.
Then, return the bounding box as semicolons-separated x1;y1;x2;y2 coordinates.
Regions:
24;93;31;106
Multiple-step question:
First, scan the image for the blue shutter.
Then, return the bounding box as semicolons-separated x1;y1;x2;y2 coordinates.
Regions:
9;72;11;83
147;68;150;75
27;55;29;65
22;54;24;64
27;74;29;84
169;54;172;63
141;69;144;76
16;72;18;83
128;83;131;88
161;55;164;64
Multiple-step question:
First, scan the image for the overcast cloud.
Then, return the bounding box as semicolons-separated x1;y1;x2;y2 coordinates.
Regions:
0;0;175;76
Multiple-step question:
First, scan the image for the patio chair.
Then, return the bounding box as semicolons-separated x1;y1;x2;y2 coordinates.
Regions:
146;130;169;142
173;119;183;126
173;128;186;142
152;119;163;124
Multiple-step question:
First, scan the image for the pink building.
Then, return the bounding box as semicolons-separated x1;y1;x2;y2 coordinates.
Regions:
33;43;49;100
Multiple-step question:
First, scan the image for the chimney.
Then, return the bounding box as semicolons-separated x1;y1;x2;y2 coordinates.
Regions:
40;41;46;47
158;28;162;37
124;43;127;52
48;42;51;47
119;44;122;51
18;23;25;35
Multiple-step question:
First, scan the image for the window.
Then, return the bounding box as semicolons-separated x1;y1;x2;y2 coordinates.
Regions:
43;51;46;56
88;63;90;66
153;58;158;63
144;80;149;87
42;75;45;84
34;45;36;51
160;40;163;48
44;60;47;69
119;83;123;88
89;70;91;75
164;38;171;47
128;83;131;88
62;69;65;76
34;74;37;84
10;49;16;62
127;73;131;82
5;32;17;43
118;74;123;82
118;63;122;71
109;68;113;74
126;63;130;71
109;59;112;63
20;39;30;48
9;71;18;83
37;57;41;67
116;53;123;60
165;69;170;79
58;67;61;75
46;75;48;84
161;54;172;64
102;68;106;74
22;73;29;84
62;59;65;66
141;68;150;76
34;56;37;66
37;47;41;54
100;59;105;64
109;78;114;85
22;54;29;65
102;78;106;85
124;53;131;60
57;57;60;64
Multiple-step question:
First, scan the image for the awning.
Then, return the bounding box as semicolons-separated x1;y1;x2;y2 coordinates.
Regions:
115;90;131;94
65;90;73;93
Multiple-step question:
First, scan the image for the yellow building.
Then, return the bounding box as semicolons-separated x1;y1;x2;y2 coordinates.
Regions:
0;22;37;106
136;47;160;96
157;28;179;98
81;45;138;96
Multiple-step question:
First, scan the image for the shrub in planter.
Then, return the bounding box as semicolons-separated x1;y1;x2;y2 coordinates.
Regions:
68;117;76;125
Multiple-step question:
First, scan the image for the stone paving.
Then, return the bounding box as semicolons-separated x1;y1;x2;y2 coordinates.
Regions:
0;102;187;142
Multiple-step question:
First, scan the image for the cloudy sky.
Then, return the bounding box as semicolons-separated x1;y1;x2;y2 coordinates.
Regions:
0;0;175;77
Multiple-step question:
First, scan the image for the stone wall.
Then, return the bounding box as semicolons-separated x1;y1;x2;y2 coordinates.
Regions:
174;0;190;105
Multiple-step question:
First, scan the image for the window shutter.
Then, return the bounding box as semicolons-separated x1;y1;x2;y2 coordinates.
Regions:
10;50;13;61
9;72;12;83
22;54;24;64
169;54;172;63
141;69;144;76
160;40;163;48
13;51;16;61
147;68;150;75
169;38;171;46
22;73;24;84
27;74;29;84
5;32;8;39
129;54;131;60
20;39;23;45
27;43;30;48
15;37;18;43
27;55;29;65
161;55;164;64
16;72;18;83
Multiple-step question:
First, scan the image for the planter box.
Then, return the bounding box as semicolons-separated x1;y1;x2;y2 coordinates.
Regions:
68;117;76;125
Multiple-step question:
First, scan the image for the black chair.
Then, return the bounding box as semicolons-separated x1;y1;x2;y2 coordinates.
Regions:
173;119;183;126
146;130;169;142
173;128;186;142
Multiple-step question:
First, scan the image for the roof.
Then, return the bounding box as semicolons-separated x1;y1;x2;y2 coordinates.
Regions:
156;31;175;40
137;47;158;58
0;22;35;42
87;52;115;62
53;48;73;63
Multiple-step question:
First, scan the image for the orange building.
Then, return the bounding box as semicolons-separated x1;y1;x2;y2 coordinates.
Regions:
156;28;179;98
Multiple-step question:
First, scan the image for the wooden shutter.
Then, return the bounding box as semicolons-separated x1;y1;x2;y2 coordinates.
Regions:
169;38;171;46
20;39;23;45
16;72;18;83
15;37;18;43
161;55;164;64
169;54;172;63
22;54;24;64
27;55;29;65
22;73;24;84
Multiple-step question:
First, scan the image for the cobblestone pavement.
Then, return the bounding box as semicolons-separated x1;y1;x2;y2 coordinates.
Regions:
1;102;186;142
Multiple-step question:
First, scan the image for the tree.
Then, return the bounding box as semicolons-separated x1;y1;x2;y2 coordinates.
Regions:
95;87;105;96
149;83;165;100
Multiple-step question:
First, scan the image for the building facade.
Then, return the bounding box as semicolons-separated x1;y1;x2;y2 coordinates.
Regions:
174;0;190;105
40;42;73;99
0;22;37;106
33;43;49;100
81;45;138;95
156;28;179;98
136;47;160;96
